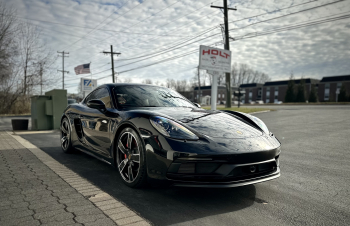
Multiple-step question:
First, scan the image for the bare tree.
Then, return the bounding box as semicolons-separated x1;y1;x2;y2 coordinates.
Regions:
142;79;153;84
0;2;56;114
123;78;132;83
230;62;270;86
231;62;238;86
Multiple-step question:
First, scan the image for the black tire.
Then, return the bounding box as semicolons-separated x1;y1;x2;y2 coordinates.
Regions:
116;127;147;188
60;117;75;153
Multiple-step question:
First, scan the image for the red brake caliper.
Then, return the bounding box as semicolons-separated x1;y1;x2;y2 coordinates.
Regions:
124;142;128;159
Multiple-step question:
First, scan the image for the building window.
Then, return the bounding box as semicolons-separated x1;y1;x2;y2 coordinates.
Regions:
266;98;270;103
266;87;270;99
218;94;221;98
274;87;279;102
249;89;252;101
222;94;225;98
324;83;330;100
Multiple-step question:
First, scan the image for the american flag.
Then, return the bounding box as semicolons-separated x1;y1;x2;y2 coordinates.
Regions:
74;63;91;75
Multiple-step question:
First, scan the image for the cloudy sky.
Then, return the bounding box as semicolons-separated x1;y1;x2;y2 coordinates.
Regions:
7;0;350;93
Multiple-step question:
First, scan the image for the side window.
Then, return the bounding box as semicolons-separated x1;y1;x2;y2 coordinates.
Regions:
84;91;96;104
94;88;112;108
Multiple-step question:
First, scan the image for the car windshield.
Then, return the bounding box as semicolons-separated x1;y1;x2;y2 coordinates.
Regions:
114;85;195;108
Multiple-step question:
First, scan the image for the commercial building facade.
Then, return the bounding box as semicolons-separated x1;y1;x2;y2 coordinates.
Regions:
194;86;238;104
189;75;350;105
318;75;350;102
262;78;319;103
240;83;264;103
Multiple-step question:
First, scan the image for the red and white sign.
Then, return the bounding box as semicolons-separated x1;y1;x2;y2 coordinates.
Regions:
199;45;231;73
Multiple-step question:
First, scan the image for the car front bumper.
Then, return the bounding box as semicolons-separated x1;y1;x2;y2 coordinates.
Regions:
171;167;280;188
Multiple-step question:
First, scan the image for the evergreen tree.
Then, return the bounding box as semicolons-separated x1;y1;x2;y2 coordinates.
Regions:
285;73;295;103
296;79;306;102
338;83;348;102
308;84;317;102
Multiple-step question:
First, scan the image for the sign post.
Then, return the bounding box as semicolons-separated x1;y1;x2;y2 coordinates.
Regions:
233;89;246;108
207;70;224;110
199;45;231;110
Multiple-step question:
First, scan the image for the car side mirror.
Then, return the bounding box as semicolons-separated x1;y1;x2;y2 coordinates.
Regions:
87;99;106;111
193;102;201;108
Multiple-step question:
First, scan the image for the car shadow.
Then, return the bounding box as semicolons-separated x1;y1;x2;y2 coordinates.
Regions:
20;133;256;225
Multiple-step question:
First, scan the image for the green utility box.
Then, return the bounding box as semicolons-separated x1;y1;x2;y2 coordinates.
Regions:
45;89;67;129
31;89;67;130
31;96;52;130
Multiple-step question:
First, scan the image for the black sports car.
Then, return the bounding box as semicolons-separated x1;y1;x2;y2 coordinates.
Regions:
61;84;281;188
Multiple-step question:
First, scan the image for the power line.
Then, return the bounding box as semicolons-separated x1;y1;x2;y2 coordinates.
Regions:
66;0;188;55
116;26;219;62
115;0;323;61
62;0;146;51
60;63;110;81
64;11;350;86
64;68;110;82
61;0;348;84
7;14;190;37
72;0;220;56
64;0;223;67
228;0;320;24
232;13;350;40
229;0;345;32
121;0;222;50
114;0;346;69
114;13;350;75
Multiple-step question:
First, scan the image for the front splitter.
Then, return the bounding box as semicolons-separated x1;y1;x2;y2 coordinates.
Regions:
171;167;280;188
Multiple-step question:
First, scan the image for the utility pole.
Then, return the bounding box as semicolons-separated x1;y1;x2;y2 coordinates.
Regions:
211;1;236;108
39;64;43;95
197;66;201;103
103;45;121;83
33;62;43;95
57;51;69;89
238;87;241;108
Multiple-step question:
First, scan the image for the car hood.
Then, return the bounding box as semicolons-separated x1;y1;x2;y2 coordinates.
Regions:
130;107;263;139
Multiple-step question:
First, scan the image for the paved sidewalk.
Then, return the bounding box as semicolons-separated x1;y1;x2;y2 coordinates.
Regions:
0;131;150;226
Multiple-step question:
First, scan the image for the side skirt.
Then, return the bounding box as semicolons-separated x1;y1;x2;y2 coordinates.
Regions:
75;147;112;165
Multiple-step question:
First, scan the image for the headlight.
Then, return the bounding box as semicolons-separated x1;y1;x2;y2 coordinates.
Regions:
251;116;269;134
150;116;199;140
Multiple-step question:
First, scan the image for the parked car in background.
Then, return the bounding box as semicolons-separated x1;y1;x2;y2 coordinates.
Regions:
68;99;77;105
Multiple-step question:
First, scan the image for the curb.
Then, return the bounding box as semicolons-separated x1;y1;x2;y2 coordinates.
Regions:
248;110;271;115
6;131;151;226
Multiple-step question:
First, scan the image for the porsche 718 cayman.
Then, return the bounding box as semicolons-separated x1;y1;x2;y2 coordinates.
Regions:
60;84;281;188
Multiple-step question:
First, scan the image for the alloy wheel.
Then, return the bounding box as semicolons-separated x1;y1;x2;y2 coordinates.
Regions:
61;120;70;150
117;132;141;183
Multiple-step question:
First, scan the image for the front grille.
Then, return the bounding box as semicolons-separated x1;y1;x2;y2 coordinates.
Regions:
228;161;277;178
167;160;277;182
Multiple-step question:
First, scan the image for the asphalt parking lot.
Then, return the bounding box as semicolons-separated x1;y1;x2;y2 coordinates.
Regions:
4;105;350;225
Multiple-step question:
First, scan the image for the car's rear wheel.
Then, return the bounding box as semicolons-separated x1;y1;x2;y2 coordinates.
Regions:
116;127;147;188
60;118;74;153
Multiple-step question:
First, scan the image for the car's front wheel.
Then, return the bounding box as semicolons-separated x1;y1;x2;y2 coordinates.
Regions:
60;117;74;153
116;127;147;188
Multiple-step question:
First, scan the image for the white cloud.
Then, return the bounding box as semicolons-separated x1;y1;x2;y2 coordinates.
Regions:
8;0;350;92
